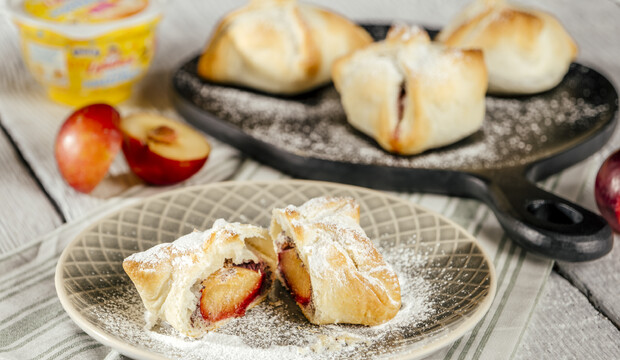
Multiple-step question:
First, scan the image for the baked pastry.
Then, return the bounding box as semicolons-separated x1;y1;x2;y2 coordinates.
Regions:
197;0;372;95
436;0;578;94
332;25;487;155
123;219;276;337
270;196;401;325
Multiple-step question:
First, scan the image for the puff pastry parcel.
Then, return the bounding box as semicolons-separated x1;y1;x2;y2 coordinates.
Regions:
197;0;372;95
270;196;401;326
123;219;276;337
437;0;577;94
332;25;487;155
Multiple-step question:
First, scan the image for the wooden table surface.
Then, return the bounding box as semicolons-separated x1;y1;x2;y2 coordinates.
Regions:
0;0;619;358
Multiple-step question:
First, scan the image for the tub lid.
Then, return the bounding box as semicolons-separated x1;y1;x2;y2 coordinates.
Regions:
23;0;149;24
7;0;162;38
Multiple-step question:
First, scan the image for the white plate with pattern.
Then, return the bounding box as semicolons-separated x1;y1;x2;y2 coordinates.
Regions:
56;180;496;359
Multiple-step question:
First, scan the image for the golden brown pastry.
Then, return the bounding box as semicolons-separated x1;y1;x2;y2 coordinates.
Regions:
123;219;276;337
332;24;487;155
436;0;577;94
270;196;401;326
197;0;372;95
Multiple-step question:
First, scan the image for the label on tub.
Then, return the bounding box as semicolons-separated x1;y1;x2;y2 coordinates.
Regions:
26;41;68;86
82;49;141;88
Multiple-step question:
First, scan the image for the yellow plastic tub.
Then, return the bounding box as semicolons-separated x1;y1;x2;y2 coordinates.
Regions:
7;0;162;106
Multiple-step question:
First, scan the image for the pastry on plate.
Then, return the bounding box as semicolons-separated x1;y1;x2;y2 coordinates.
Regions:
270;196;401;325
123;219;276;337
197;0;372;95
332;24;487;155
436;0;577;94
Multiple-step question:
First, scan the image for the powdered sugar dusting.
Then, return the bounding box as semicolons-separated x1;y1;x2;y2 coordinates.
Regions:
174;25;614;176
125;242;173;267
90;234;440;359
273;196;402;317
75;184;495;359
125;219;258;269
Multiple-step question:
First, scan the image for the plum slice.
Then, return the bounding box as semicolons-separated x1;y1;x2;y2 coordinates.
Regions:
278;247;312;305
199;265;264;323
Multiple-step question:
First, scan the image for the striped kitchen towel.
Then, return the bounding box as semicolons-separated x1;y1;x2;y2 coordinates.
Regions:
0;158;554;360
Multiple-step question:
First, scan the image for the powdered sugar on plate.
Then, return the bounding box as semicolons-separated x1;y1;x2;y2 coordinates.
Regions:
89;240;437;360
64;183;495;359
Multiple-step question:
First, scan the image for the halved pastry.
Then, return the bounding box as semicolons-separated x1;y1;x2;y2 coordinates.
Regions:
123;219;276;337
436;0;577;94
197;0;372;95
270;196;401;326
332;24;487;155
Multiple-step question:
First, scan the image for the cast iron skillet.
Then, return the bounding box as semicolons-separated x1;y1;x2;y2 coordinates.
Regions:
172;25;618;262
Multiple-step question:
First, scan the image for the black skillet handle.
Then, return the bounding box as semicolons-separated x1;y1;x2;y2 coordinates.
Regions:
481;170;613;262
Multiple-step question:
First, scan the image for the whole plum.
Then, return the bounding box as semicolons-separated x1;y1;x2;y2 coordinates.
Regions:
595;149;620;233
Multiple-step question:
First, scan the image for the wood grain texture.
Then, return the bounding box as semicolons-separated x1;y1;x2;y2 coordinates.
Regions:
0;127;62;253
514;272;620;360
557;242;620;329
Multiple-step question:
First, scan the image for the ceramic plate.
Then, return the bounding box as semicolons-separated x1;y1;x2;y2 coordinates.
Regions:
56;180;496;360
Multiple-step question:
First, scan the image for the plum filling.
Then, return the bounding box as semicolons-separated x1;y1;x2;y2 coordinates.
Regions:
277;234;312;306
238;260;272;296
394;82;407;141
397;82;407;121
198;260;266;323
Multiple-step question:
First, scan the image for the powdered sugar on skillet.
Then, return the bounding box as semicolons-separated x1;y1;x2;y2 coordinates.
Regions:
174;59;612;172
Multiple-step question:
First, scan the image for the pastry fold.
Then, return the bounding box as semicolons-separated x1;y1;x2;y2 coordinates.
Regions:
270;196;401;326
332;24;487;155
437;0;577;94
123;219;276;337
197;0;372;95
